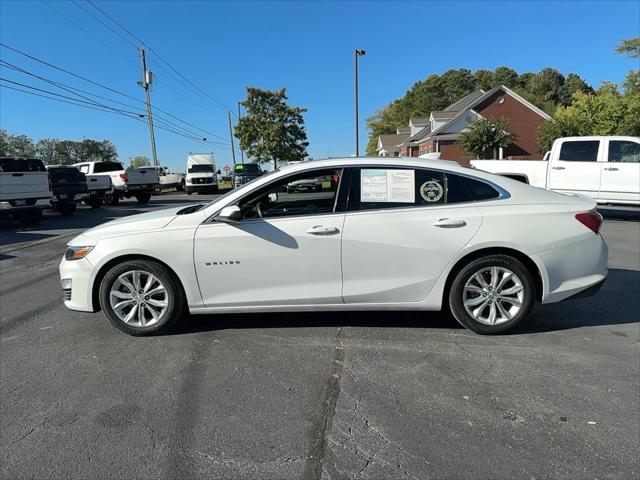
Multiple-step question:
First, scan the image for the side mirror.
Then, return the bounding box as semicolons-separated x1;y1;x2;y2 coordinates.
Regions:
267;192;278;203
217;205;241;222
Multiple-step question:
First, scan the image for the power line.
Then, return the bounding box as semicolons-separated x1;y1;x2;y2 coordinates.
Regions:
1;60;229;145
85;0;235;117
0;42;230;143
71;0;139;49
0;78;228;148
40;0;139;71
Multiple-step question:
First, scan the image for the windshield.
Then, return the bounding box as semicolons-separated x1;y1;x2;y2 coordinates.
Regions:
234;163;261;174
189;164;214;173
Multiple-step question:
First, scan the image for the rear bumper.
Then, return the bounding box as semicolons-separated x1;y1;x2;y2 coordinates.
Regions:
562;276;606;301
0;198;50;211
126;184;159;192
537;233;608;304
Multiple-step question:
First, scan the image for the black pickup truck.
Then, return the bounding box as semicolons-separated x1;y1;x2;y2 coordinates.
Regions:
47;166;88;215
233;163;263;188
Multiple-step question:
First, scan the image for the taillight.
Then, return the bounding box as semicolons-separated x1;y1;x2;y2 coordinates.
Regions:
575;211;603;234
119;173;128;183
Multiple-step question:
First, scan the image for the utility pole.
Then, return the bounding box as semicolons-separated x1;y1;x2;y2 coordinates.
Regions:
237;101;244;163
138;48;158;166
354;49;366;157
228;110;236;164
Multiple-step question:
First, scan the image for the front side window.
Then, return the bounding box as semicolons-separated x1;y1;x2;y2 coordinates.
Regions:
349;167;498;211
559;141;600;162
237;168;342;220
609;141;640;163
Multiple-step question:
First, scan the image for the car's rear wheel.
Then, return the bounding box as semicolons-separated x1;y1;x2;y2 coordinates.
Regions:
448;255;535;334
104;191;120;206
135;193;151;204
99;260;185;336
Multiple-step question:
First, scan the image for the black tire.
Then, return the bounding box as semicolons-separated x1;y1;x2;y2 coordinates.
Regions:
57;202;77;216
99;259;185;336
186;189;192;195
86;199;103;209
105;191;120;206
179;180;185;191
448;254;536;334
12;209;42;225
135;193;151;204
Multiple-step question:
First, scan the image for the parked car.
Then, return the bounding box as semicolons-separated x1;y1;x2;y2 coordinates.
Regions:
72;162;112;209
60;157;607;336
185;153;219;194
286;177;322;193
471;136;640;206
0;156;50;225
233;163;263;188
46;166;88;215
138;165;185;192
73;161;160;205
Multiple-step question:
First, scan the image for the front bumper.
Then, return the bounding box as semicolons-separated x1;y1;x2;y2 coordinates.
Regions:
186;184;217;193
59;256;96;312
537;233;608;304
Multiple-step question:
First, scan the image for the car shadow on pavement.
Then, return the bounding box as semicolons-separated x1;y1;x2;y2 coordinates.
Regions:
598;207;639;221
169;269;639;336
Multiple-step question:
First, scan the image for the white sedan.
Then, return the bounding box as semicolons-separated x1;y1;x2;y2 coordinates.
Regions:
59;158;608;335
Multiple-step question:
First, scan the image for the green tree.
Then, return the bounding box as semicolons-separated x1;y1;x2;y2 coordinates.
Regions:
615;37;640;59
459;117;517;159
561;73;593;104
36;138;61;164
493;66;519;88
0;130;36;157
473;69;495;90
235;87;309;170
527;68;566;105
129;155;151;169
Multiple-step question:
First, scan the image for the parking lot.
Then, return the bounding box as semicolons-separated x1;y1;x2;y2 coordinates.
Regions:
1;194;638;479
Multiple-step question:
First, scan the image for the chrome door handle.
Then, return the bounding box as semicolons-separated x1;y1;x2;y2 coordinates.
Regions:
433;218;467;228
603;167;619;171
551;166;566;170
307;225;340;235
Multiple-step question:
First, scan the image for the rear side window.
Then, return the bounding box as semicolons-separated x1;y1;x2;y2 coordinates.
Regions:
94;162;124;173
559;141;600;162
0;157;46;172
348;168;493;211
608;141;640;163
460;176;500;201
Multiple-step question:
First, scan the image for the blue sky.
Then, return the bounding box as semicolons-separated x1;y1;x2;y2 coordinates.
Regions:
1;0;638;171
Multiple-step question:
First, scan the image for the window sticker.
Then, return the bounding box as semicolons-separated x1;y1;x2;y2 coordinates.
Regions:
419;180;444;202
361;169;415;203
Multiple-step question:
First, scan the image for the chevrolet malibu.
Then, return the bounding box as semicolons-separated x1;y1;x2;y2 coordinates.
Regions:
59;158;608;336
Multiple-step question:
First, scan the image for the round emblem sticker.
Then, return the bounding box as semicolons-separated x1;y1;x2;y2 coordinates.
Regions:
420;180;444;202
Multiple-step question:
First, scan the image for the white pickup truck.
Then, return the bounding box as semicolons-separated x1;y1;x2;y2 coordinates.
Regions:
471;136;640;206
138;165;185;191
73;161;160;205
0;157;51;225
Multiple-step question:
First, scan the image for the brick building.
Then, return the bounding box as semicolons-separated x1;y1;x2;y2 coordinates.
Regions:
378;86;551;166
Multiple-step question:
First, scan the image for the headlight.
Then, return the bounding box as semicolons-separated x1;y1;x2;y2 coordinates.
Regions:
64;246;94;261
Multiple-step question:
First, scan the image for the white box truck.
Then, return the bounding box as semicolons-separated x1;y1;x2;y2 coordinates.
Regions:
185;153;219;195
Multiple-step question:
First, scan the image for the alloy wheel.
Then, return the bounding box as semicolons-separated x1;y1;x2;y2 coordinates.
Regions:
462;266;524;325
109;270;169;327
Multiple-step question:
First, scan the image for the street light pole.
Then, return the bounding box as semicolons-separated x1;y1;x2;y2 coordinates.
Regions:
138;48;159;167
354;49;365;157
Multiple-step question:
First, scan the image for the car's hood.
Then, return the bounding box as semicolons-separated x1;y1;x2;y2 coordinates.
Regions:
69;205;187;245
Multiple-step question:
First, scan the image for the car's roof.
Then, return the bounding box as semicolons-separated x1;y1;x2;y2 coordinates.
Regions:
282;157;465;173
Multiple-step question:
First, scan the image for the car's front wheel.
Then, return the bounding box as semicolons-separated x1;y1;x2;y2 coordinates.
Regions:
448;255;536;334
99;260;185;336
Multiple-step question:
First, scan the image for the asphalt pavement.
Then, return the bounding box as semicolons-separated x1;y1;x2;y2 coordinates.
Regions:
1;194;639;480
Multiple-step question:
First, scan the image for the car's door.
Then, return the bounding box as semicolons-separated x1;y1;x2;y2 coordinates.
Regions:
548;139;603;198
599;138;640;204
194;167;347;307
341;167;484;304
